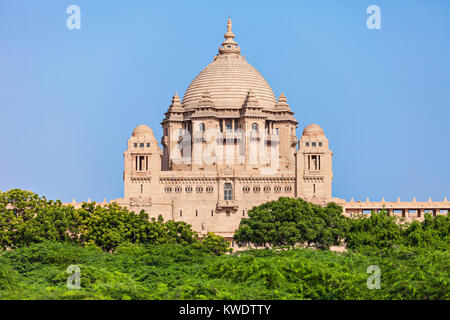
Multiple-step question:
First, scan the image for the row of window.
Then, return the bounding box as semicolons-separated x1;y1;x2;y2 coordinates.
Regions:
165;185;214;193
164;185;293;194
172;123;283;135
133;142;151;148
178;209;247;217
242;185;292;193
305;142;322;147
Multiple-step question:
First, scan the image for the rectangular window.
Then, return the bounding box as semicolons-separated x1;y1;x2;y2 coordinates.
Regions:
134;143;138;148
211;210;214;216
224;183;233;200
319;142;322;147
146;143;150;147
140;143;144;148
180;210;182;217
312;142;316;147
226;123;232;133
275;128;279;135
195;210;198;217
306;142;309;147
311;155;318;170
226;210;230;216
138;156;145;171
242;210;245;216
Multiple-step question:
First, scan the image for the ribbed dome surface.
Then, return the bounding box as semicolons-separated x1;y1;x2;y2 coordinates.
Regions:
182;54;277;109
132;124;154;137
303;124;325;137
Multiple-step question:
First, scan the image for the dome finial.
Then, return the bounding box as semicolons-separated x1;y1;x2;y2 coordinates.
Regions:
219;18;241;55
227;18;232;34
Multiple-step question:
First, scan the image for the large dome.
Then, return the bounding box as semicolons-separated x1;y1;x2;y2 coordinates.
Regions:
182;19;277;109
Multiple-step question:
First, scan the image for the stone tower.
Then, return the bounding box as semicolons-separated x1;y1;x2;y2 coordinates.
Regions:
123;125;162;202
296;124;333;205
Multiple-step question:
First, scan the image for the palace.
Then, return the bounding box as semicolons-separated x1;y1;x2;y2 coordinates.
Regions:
74;19;448;239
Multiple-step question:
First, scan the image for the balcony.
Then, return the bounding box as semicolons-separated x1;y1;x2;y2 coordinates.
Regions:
304;170;322;176
131;171;151;177
217;200;239;210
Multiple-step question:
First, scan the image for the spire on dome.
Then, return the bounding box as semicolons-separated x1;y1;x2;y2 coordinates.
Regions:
219;18;241;55
243;88;260;107
168;92;182;111
276;92;291;110
197;90;214;106
172;93;180;104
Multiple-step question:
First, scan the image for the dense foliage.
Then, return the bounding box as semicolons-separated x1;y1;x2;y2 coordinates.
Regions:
0;189;203;251
345;210;450;250
0;189;448;300
0;241;447;300
201;232;232;255
234;197;348;249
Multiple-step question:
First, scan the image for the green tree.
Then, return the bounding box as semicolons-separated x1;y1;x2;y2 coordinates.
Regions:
233;197;348;249
345;209;404;249
0;189;66;249
75;202;157;251
201;232;232;255
161;218;198;245
0;189;200;251
402;213;449;250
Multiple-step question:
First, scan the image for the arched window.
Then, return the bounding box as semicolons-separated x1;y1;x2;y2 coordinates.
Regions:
251;123;258;131
199;123;205;132
224;183;232;200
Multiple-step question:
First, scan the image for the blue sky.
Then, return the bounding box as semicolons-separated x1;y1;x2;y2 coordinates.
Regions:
0;0;449;203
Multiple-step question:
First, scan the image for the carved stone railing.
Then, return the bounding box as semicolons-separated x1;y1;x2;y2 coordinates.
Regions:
217;200;239;210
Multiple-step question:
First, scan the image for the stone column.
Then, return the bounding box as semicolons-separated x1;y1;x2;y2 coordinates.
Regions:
418;209;424;218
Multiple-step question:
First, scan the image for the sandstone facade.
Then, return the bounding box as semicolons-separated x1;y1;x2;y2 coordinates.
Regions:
71;19;449;239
